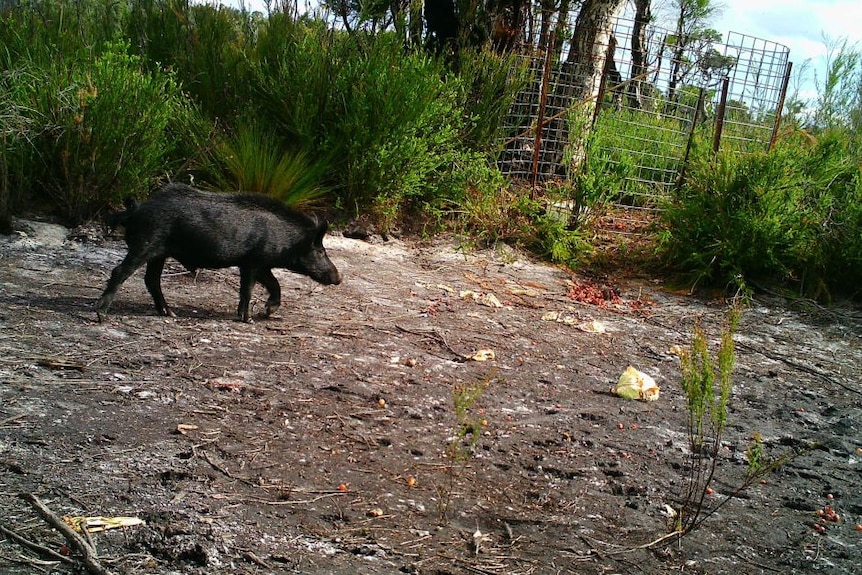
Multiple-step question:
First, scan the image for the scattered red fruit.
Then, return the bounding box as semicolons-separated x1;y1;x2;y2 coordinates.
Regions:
59;545;70;556
818;505;840;522
705;487;714;495
338;483;348;492
854;523;862;532
617;422;625;430
567;281;622;308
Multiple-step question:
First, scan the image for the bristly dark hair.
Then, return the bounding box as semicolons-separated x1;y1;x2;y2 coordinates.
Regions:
159;182;321;228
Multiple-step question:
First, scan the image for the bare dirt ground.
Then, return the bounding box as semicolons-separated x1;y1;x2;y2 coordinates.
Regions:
1;219;860;575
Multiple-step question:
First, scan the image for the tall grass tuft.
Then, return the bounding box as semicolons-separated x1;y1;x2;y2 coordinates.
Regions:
211;121;329;208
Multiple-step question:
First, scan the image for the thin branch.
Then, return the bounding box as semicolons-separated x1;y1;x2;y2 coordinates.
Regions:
0;523;75;564
18;493;112;575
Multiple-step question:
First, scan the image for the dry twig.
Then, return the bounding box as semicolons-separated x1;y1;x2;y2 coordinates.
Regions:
0;523;74;564
18;493;112;575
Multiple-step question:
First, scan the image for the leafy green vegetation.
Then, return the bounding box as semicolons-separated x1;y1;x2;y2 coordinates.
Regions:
674;303;739;536
670;303;806;542
0;37;196;223
210;121;330;209
657;130;862;299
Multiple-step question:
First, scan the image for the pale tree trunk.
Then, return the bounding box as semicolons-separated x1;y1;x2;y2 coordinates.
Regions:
626;0;652;109
538;0;562;52
542;0;625;175
565;0;623;100
500;0;625;182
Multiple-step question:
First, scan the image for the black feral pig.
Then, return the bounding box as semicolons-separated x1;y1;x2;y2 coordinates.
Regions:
96;183;341;322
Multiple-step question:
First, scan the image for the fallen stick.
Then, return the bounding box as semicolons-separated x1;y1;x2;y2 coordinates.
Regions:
0;523;74;564
18;493;113;575
0;413;27;427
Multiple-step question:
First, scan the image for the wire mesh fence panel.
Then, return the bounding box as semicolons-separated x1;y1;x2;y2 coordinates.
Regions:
714;32;792;153
498;53;587;184
498;14;791;235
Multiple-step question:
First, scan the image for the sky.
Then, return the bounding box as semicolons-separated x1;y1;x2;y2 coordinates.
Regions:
709;0;862;101
213;0;861;102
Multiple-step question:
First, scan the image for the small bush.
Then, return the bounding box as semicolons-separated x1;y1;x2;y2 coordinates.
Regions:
23;43;197;222
454;179;590;266
658;130;862;298
126;0;253;120
251;15;336;152
0;67;39;231
455;47;530;152
325;34;464;228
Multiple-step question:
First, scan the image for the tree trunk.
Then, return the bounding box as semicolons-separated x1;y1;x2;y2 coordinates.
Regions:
550;0;571;59
499;0;625;182
408;0;423;48
667;2;686;105
424;0;458;55
565;0;623;97
626;0;651;109
544;0;624;175
489;0;526;52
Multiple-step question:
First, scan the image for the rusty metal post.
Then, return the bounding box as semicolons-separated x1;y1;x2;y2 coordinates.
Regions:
675;87;705;190
531;32;555;192
769;61;793;151
712;76;730;155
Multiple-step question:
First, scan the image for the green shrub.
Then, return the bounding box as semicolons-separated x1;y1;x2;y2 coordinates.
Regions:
126;0;253;120
454;178;590;266
0;65;39;231
25;42;197;222
658;130;862;298
250;15;336;152
252;24;473;228
325;34;464;227
455;47;530;152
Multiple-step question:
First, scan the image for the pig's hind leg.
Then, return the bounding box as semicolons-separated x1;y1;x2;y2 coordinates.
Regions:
237;267;257;322
256;269;282;318
145;257;175;317
96;251;149;321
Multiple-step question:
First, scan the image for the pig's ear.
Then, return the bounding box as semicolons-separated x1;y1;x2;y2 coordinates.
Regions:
314;216;329;242
309;213;327;230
